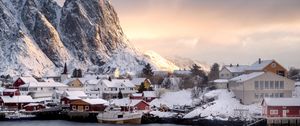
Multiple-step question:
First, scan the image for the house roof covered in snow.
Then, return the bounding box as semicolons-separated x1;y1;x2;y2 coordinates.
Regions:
223;65;249;73
102;79;135;88
263;98;300;106
213;79;229;83
1;96;34;103
85;79;101;85
246;60;274;71
230;72;265;82
143;91;157;98
131;93;143;97
82;99;108;105
3;89;18;92
19;82;67;88
63;91;87;98
19;76;38;84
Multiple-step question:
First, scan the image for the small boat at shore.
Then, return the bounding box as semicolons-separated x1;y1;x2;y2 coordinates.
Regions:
97;107;143;124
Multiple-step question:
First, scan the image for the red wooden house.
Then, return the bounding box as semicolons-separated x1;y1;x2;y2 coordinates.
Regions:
130;93;143;100
24;103;45;111
112;98;150;112
70;99;108;113
262;98;300;125
2;89;20;96
0;96;35;110
13;77;38;89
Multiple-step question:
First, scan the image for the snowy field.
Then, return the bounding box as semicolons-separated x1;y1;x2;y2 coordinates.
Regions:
150;90;193;108
149;89;261;120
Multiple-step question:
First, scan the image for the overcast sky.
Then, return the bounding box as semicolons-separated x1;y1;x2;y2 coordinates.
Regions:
56;0;300;68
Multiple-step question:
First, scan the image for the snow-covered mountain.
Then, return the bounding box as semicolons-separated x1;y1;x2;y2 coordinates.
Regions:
166;56;210;72
143;51;179;72
0;0;179;76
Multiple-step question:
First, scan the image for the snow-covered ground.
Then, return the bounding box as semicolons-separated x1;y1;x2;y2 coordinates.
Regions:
184;89;261;120
150;111;178;118
149;89;261;121
150;90;193;108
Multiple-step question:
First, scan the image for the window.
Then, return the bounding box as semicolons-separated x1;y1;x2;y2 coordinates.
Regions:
280;81;284;89
255;81;259;89
221;74;224;77
280;93;284;97
270;81;274;89
72;106;76;110
271;63;277;68
270;93;274;98
85;106;89;110
265;81;269;89
275;81;279;89
260;81;264;90
270;110;278;115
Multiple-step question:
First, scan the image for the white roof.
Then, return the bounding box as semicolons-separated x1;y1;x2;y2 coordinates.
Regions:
213;79;229;83
230;72;264;82
3;89;18;92
132;93;143;97
224;65;249;73
264;98;300;106
64;91;87;98
1;96;35;103
19;82;67;88
66;96;82;100
24;103;43;107
112;98;148;107
247;60;274;71
82;99;108;105
19;76;38;83
86;79;101;85
131;78;146;86
34;97;52;102
102;79;135;88
143;91;157;98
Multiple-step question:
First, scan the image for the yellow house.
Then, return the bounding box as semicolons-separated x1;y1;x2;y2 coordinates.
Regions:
64;78;85;88
131;78;152;90
246;59;287;77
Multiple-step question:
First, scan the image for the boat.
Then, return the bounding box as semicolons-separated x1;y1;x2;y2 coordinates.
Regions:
97;107;143;124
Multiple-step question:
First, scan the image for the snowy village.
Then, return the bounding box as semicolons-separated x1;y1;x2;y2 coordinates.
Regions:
1;0;300;126
0;58;299;126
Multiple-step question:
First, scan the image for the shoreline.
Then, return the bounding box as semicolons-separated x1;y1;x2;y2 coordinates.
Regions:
0;112;267;126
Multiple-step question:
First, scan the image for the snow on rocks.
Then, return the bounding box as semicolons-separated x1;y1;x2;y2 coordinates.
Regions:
150;110;178;118
184;89;261;121
150;90;193;108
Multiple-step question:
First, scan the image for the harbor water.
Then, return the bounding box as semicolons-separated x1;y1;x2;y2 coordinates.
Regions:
0;120;184;126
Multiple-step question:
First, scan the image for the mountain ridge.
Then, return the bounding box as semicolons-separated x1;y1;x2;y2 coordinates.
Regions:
0;0;183;76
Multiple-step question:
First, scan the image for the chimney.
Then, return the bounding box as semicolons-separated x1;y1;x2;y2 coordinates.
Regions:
230;64;233;67
259;58;262;64
237;64;239;67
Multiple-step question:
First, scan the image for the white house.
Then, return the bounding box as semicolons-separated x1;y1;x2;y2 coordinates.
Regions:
100;79;136;99
19;79;67;99
219;64;249;79
229;72;295;105
84;79;102;98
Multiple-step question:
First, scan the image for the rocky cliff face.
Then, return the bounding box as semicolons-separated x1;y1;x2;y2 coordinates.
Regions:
0;0;178;76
